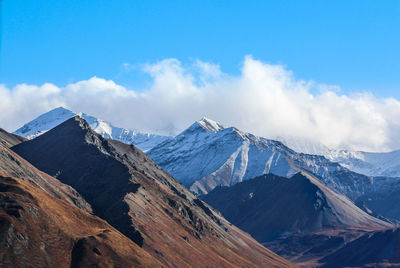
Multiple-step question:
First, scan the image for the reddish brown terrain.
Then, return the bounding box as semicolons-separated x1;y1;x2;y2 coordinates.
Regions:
11;117;293;268
0;142;161;267
0;138;91;213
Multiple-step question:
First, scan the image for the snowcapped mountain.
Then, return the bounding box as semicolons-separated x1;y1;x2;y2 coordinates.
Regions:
148;118;298;195
148;117;400;221
277;136;400;178
13;107;171;152
148;118;364;195
14;107;76;139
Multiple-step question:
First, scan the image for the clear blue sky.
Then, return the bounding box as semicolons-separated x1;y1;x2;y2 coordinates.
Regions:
1;0;400;97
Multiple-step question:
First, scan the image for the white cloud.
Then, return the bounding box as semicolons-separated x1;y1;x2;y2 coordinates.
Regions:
1;56;399;152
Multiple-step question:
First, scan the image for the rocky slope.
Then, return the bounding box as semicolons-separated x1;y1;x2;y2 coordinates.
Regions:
0;128;26;148
12;116;292;268
0;173;162;268
0;137;160;267
0;141;90;213
13;107;171;152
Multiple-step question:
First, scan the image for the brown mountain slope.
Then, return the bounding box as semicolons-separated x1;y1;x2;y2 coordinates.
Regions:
12;116;293;268
0;142;160;267
0;140;91;212
0;174;161;268
0;128;26;148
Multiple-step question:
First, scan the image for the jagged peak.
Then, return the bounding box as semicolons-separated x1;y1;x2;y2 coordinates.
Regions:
33;116;109;151
178;117;225;136
195;117;225;132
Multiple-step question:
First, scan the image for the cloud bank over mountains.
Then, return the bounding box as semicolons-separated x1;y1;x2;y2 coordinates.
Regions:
1;56;399;152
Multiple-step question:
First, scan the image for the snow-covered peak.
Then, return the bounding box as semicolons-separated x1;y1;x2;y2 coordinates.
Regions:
14;107;76;139
184;117;225;134
197;117;224;132
13;107;172;152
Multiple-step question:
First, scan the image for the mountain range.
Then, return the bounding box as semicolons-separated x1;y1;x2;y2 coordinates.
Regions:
10;116;291;267
15;107;400;178
12;108;400;220
5;107;400;267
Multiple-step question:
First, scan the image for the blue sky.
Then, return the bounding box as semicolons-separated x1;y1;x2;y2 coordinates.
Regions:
1;0;400;98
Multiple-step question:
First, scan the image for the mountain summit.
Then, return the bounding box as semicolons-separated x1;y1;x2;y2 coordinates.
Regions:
195;117;225;132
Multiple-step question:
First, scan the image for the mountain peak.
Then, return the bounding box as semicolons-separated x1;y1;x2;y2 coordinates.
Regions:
195;117;225;132
13;107;76;138
29;116;98;146
37;106;76;119
13;107;171;152
49;106;73;113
